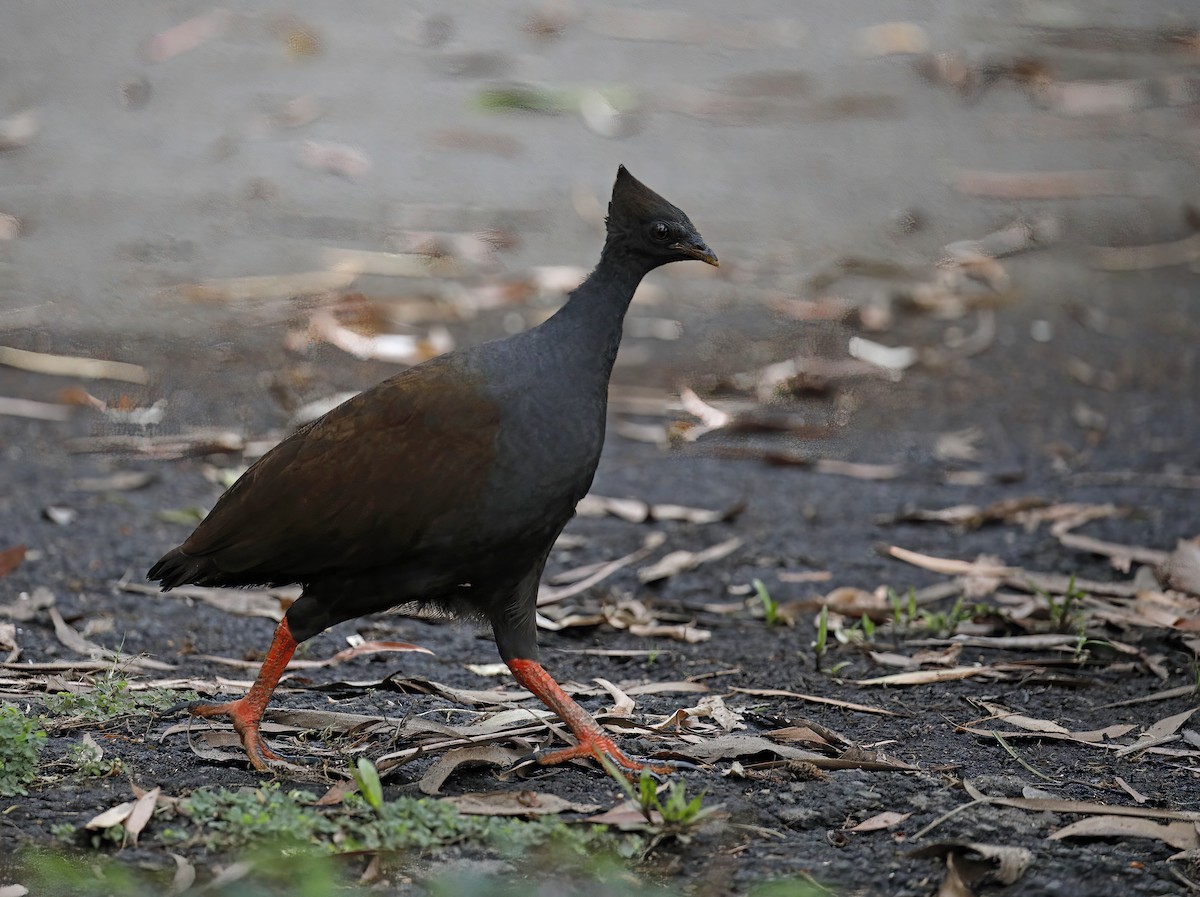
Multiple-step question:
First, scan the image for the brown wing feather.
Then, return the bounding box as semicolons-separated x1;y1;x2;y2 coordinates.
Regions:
181;357;499;581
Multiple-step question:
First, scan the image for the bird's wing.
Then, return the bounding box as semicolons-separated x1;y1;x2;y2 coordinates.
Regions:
180;357;500;580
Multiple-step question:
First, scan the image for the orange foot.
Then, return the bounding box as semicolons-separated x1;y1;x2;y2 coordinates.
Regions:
533;734;696;777
172;617;300;771
505;657;696;777
184;697;291;770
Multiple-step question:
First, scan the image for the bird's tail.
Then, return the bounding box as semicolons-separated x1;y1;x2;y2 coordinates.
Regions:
147;547;213;591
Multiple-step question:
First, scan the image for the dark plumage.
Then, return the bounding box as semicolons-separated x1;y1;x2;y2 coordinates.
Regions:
149;166;717;772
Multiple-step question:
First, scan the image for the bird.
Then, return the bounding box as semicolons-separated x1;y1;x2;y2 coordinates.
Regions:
148;165;718;774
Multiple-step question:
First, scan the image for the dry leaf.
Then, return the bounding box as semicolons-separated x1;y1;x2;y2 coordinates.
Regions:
0;545;25;579
298;141;372;179
48;608;104;657
167;853;196;897
419;745;525;795
1161;539;1200;596
1050;815;1200;851
637;537;741;583
594;678;635;716
539;532;666;605
855;666;991;686
0;345;147;384
69;471;156;492
911;842;1032;893
847;810;911;832
0;397;73;421
144;9;232;62
732;686;895;716
85;801;136;831
447;790;599;816
124;787;161;845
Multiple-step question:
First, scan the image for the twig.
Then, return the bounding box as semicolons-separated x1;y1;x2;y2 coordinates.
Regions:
993;731;1057;782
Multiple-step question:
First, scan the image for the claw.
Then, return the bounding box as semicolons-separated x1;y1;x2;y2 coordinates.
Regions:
184;697;295;771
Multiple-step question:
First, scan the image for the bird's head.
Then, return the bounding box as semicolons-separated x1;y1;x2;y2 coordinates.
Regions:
605;165;718;270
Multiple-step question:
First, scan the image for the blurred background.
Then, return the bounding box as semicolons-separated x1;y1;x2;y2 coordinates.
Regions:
1;0;1198;478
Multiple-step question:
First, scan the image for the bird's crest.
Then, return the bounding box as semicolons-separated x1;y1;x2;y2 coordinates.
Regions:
607;165;687;232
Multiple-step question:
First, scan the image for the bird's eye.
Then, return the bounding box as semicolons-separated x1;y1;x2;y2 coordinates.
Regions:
651;222;670;241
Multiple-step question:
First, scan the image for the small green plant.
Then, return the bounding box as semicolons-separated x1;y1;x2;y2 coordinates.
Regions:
169;781;638;858
64;738;123;779
918;596;979;638
888;587;918;628
813;604;830;669
603;762;717;835
859;613;876;641
1046;574;1085;631
42;674;194;722
752;578;780;627
351;757;384;814
0;702;45;795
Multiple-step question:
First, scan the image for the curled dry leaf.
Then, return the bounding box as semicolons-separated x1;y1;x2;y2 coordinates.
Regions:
538;532;666;605
637;536;741;583
418;744;526;795
847;336;917;372
48;607;103;657
909;842;1033;889
124;787;161;845
575;494;731;525
168;854;197;897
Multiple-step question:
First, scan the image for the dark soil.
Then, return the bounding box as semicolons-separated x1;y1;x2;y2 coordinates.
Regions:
1;4;1199;895
2;253;1198;896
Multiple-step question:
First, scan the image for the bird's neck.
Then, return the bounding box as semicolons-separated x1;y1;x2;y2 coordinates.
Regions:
541;240;653;378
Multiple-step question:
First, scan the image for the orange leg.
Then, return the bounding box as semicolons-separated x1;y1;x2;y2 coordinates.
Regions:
506;658;685;775
186;617;298;770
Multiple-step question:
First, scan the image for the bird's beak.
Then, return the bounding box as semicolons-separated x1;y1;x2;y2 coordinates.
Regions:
673;238;719;267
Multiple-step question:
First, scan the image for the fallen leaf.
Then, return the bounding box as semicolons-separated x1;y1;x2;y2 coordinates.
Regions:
910;842;1033;892
847;810;912;832
0;545;25;579
167;854;196;897
85;801;136;831
855;666;991;686
144;9;232;62
1050;815;1200;850
124;787;161;845
0;345;147;383
637;537;742;583
0;397;73;421
447;790;599;816
539;532;666;605
419;745;525;795
732;686;896;716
